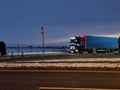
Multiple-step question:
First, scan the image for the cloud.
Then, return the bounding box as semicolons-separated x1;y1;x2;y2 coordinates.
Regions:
45;37;70;46
95;33;120;38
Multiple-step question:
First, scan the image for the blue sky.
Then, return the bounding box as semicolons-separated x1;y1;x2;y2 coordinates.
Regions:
0;0;120;46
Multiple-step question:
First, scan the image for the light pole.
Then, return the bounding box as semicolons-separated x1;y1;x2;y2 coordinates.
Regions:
41;26;45;62
118;36;120;53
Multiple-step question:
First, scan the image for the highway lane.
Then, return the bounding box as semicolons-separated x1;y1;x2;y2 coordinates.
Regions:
0;71;120;90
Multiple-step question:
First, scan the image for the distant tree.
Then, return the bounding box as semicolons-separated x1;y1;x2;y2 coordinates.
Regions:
62;46;66;52
0;41;6;56
29;45;32;52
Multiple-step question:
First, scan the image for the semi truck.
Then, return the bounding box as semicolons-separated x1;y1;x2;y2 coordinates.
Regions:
70;34;118;53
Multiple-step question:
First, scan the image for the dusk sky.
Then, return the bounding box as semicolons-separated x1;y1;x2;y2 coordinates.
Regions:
0;0;120;46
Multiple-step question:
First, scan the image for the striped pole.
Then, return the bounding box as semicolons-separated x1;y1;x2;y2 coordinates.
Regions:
41;26;45;62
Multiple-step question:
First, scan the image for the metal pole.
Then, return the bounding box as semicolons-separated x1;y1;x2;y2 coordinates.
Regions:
41;26;45;62
42;33;44;61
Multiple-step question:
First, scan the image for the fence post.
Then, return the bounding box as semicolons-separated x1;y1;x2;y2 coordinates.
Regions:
11;52;13;57
21;52;24;57
92;48;96;55
0;52;1;58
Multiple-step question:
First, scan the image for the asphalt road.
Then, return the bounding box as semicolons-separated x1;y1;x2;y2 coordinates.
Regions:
0;71;120;90
1;53;120;63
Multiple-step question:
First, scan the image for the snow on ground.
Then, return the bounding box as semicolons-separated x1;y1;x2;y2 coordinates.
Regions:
39;58;120;62
7;51;65;56
13;58;120;63
0;58;120;68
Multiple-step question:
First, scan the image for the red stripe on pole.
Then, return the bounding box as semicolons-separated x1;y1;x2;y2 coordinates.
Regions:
41;26;44;35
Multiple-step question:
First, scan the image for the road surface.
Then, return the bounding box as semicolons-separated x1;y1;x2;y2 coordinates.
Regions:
0;70;120;90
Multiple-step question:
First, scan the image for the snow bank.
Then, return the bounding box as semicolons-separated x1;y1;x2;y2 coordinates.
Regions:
0;60;120;68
